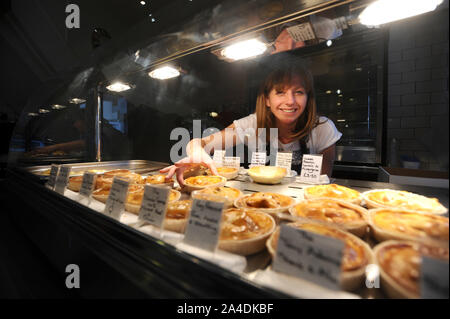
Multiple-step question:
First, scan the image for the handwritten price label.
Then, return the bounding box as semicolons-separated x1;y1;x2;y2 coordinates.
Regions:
223;156;240;168
79;172;97;198
299;154;323;184
104;177;129;220
251;152;267;167
213;150;226;166
138;185;170;228
183;199;224;252
276;152;293;175
273;224;344;290
54;166;71;194
47;164;60;190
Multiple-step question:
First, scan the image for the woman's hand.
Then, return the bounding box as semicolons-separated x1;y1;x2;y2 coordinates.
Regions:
160;152;219;186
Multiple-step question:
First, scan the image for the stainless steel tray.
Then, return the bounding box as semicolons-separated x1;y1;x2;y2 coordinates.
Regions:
24;160;169;178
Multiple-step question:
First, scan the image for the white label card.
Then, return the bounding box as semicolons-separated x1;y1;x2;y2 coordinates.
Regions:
104;177;129;220
286;22;316;42
138;185;170;228
183;199;224;252
273;224;344;290
54;166;71;194
299;154;323;184
213;150;226;166
223;156;240;168
276;152;292;175
251;152;267;167
420;256;449;299
79;172;97;198
47;164;60;189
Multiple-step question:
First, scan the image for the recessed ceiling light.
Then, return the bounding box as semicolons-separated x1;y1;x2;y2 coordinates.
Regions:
326;40;332;47
151;18;156;22
221;39;267;61
69;98;86;104
140;1;146;5
52;104;67;110
149;66;181;80
326;90;332;94
38;109;50;114
106;82;132;92
27;112;39;117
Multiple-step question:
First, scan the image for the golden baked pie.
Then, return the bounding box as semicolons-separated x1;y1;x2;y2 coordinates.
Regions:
218;208;275;255
191;187;242;208
374;240;449;298
267;221;374;291
144;174;174;187
248;166;287;185
216;167;239;180
289;198;368;237
124;186;181;214
183;164;209;178
235;192;295;217
92;183;142;203
304;184;362;205
363;189;448;215
163;200;192;233
369;209;449;244
102;169;143;184
182;175;226;193
68;176;83;192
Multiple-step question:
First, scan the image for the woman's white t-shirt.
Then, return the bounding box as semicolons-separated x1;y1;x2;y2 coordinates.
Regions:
233;113;342;154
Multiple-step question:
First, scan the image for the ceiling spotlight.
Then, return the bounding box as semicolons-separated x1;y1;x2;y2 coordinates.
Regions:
69;98;86;104
151;18;156;22
326;40;333;47
210;112;218;118
140;1;146;5
27;112;39;117
106;82;132;92
359;0;443;26
326;90;332;94
149;66;181;80
336;89;341;94
38;109;50;114
221;39;267;61
52;104;67;110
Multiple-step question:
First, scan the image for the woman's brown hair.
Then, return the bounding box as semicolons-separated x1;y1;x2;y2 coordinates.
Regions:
256;65;322;143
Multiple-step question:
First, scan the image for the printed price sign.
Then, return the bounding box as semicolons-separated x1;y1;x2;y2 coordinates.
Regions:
420;256;449;299
299;154;323;184
138;185;170;228
276;152;293;175
223;156;240;168
273;224;344;290
104;177;129;220
286;22;316;42
251;152;267;167
213;150;226;166
54;166;71;194
183;198;224;252
46;164;60;190
79;172;97;198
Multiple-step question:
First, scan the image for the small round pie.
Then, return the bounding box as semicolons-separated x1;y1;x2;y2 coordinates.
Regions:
234;192;295;218
218;208;276;256
92;183;142;203
68;176;83;192
266;221;374;291
289;198;369;237
103;169;143;184
374;240;449;298
144;174;174;187
182;175;227;193
369;208;449;245
248;166;287;185
163;200;192;233
191;187;242;208
304;184;362;205
363;189;448;215
216;167;239;180
124;186;181;214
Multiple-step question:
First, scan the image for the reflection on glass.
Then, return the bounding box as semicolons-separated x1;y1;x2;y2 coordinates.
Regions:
106;82;132;92
221;39;267;61
149;66;181;80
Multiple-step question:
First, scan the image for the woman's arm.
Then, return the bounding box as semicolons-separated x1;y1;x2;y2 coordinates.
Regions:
319;144;336;177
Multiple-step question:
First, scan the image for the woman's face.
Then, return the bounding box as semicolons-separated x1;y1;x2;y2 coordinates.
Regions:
266;78;308;126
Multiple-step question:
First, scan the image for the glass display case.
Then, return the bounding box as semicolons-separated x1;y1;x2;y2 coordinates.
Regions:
5;0;449;299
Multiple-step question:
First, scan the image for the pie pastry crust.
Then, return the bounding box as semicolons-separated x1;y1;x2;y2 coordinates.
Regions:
289;198;369;237
266;220;374;291
182;175;227;193
68;176;83;192
124;187;181;214
304;184;362;205
144;174;174;187
216;167;239;180
218;208;276;256
191;186;242;208
363;189;448;215
374;240;449;299
234;192;296;222
368;208;449;245
163;199;192;233
92;184;142;203
248;166;287;185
